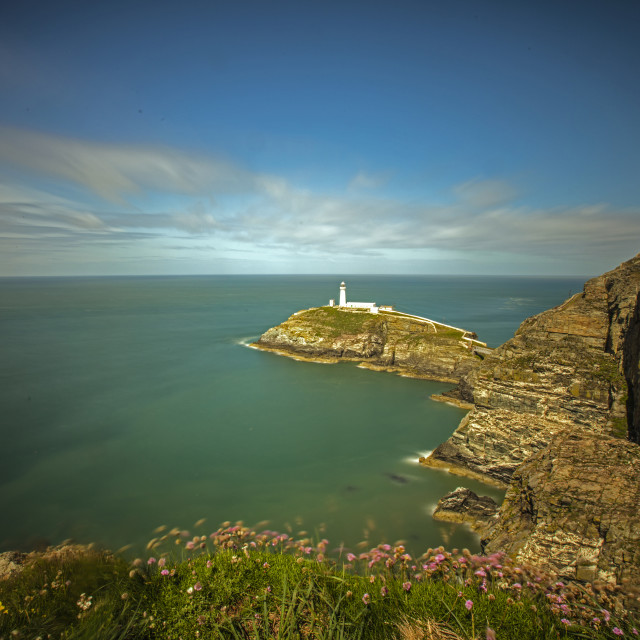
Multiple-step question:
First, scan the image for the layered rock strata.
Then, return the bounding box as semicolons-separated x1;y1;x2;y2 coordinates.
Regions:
424;253;640;486
483;432;640;610
253;307;481;383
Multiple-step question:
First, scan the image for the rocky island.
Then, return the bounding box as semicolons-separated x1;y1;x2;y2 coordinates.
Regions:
252;281;487;383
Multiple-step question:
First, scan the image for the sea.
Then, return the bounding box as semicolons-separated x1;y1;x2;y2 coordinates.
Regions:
0;274;588;557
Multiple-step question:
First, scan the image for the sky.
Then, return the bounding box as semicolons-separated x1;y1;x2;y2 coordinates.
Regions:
1;0;639;277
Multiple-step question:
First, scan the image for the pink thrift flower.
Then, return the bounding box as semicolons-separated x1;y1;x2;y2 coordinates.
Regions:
194;582;202;591
560;619;570;626
161;569;169;576
185;541;195;550
158;557;166;567
632;629;638;636
346;553;357;563
403;581;412;592
362;593;370;605
486;628;496;640
613;629;623;637
147;557;156;565
435;553;445;562
381;586;388;597
465;599;473;611
474;568;486;577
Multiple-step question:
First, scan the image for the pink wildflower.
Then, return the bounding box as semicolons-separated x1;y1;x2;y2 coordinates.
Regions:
465;599;473;611
613;629;623;637
403;581;412;592
346;553;357;562
147;557;156;565
381;586;388;597
486;628;496;640
632;629;638;636
194;582;202;591
185;541;195;550
362;593;370;605
161;569;169;576
560;619;570;626
158;557;166;567
474;569;486;577
435;553;445;562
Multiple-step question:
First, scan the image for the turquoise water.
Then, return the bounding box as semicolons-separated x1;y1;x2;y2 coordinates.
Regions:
0;275;587;555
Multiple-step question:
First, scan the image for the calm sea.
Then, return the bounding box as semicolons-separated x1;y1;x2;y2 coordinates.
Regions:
0;275;587;556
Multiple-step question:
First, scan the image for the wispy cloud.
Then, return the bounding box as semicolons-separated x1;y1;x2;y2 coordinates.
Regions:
1;126;638;274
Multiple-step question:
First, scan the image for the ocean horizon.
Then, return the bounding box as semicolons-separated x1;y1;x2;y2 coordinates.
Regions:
1;274;588;556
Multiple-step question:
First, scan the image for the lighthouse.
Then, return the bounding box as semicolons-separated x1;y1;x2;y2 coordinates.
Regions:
339;281;347;307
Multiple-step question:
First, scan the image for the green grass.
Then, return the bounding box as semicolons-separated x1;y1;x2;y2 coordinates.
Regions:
1;527;638;639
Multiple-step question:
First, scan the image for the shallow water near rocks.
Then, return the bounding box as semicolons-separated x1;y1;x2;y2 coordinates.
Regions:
0;274;587;555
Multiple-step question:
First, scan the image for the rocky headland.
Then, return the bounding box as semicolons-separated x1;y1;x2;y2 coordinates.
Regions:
428;253;640;609
252;306;482;383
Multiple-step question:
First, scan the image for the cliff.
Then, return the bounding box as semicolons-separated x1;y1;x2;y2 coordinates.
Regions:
424;253;640;486
483;431;640;610
425;253;640;607
253;307;481;383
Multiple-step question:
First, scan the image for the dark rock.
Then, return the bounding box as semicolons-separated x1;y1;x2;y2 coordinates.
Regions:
432;487;499;535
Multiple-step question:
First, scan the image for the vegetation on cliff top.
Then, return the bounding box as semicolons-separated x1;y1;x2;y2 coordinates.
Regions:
1;524;637;639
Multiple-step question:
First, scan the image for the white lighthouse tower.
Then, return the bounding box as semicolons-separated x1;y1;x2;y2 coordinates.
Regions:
339;281;347;307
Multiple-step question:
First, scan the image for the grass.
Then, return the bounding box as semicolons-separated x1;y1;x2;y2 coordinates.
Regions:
1;526;638;639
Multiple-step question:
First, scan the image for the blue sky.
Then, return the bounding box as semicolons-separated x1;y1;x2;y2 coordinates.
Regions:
1;0;639;276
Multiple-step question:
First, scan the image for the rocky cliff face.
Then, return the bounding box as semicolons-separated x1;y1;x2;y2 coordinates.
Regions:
253;307;481;383
483;431;640;610
425;253;640;486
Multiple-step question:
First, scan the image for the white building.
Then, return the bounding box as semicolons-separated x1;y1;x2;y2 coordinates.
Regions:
329;281;381;314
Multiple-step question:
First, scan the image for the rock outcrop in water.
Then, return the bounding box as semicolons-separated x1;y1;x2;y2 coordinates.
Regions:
432;487;499;536
424;253;640;486
253;307;481;383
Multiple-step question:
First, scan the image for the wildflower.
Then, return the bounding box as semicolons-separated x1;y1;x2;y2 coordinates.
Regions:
475;569;487;578
158;557;166;567
186;541;195;550
161;569;169;576
147;557;156;565
362;593;371;605
403;581;412;592
187;587;194;594
262;562;270;569
346;553;357;562
613;629;623;637
465;600;473;611
197;615;205;625
602;609;611;622
76;593;93;611
435;553;445;562
486;628;496;640
632;629;638;636
560;619;570;626
381;586;388;597
346;590;353;598
194;582;202;591
121;593;129;600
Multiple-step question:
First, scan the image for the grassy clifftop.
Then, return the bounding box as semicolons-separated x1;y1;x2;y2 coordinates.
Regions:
1;524;637;639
